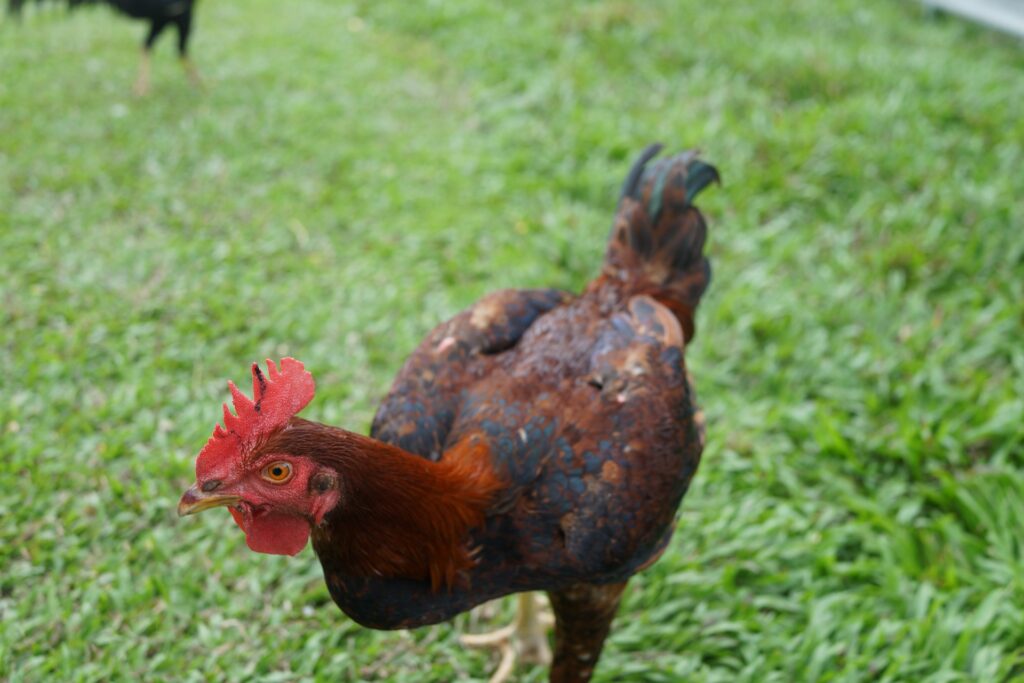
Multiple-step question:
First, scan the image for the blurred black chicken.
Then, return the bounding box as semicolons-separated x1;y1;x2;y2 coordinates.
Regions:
7;0;200;95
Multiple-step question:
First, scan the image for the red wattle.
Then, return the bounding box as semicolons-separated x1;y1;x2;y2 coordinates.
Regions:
229;507;310;556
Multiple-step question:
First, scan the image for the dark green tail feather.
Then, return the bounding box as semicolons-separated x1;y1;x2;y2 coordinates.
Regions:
642;154;720;228
619;143;664;200
683;160;721;203
603;144;720;340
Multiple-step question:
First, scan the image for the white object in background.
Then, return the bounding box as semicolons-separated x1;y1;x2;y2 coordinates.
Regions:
923;0;1024;39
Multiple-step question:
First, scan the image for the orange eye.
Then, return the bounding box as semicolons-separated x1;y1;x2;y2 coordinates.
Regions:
262;461;293;484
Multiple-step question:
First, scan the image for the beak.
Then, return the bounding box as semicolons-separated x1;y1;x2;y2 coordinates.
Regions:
177;484;242;517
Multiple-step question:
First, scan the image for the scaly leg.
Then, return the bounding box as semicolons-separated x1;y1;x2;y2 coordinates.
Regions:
461;592;554;683
548;581;627;683
133;50;151;97
175;12;202;90
136;18;167;96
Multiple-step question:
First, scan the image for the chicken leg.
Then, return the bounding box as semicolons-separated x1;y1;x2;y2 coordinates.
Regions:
133;9;200;96
133;49;151;96
461;592;554;683
548;581;627;683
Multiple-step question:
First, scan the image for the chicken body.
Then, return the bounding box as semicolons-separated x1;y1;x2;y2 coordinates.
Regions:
318;288;700;622
315;145;718;679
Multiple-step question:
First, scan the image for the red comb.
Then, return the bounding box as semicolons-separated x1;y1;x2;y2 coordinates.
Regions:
196;358;315;473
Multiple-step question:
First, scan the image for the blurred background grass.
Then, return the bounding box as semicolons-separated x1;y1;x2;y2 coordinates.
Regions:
2;0;1023;680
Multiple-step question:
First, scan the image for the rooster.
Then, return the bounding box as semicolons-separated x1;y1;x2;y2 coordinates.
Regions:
7;0;200;95
178;144;719;682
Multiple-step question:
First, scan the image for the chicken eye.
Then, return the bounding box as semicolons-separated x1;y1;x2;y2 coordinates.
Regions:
262;462;293;483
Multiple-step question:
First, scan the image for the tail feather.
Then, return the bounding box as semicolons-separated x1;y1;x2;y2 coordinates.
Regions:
600;144;720;342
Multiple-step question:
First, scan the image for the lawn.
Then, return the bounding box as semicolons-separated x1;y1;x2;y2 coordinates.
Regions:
2;0;1023;680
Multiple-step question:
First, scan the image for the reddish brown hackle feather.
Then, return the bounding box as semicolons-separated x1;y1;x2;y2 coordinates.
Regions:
334;433;501;592
278;423;504;591
196;358;315;474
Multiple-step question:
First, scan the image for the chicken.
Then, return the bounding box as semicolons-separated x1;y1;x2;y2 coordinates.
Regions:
108;0;201;95
7;0;200;95
178;144;719;682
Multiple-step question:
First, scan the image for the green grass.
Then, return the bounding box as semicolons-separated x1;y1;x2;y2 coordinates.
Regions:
2;0;1024;680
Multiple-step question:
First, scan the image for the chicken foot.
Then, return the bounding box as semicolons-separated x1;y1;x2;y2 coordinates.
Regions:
180;57;203;89
461;592;554;683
